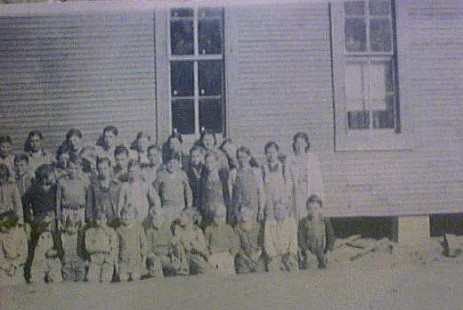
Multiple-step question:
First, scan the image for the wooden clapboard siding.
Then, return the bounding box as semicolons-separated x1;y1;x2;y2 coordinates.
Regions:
324;0;463;216
226;2;333;158
0;12;156;154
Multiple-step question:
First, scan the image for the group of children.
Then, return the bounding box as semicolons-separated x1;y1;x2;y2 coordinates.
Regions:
0;126;335;285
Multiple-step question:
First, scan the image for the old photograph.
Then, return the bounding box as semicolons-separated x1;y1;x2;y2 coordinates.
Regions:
0;0;462;309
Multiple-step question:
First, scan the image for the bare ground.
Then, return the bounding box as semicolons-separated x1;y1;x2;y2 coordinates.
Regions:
1;252;463;310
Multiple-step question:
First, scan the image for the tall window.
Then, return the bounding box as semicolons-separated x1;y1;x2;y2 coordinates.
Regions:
168;7;225;136
341;0;399;131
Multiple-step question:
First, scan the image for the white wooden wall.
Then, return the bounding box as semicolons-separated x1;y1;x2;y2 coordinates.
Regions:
0;12;156;152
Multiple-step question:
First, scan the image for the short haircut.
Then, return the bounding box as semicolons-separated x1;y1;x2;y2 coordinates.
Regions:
14;153;29;165
292;131;310;152
66;128;82;140
103;125;118;136
306;194;323;208
199;128;217;146
147;144;162;153
0;136;12;145
0;163;10;180
35;164;55;181
190;145;205;155
264;141;280;153
114;145;129;157
167;131;183;144
236;146;251;157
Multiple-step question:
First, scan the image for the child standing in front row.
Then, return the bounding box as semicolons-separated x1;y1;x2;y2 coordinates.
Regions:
204;207;237;275
298;195;335;269
0;211;28;286
234;207;265;274
0;163;23;222
116;205;148;282
85;211;118;283
59;214;87;282
29;213;62;284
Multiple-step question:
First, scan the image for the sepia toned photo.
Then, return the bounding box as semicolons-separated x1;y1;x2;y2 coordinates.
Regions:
0;0;462;309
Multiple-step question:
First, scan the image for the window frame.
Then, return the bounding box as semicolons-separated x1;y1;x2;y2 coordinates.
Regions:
331;0;414;151
166;7;226;139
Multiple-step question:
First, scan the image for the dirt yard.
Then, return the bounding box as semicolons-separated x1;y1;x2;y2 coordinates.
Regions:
1;248;462;310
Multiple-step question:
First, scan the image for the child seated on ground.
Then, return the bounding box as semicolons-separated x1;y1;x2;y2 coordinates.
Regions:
298;195;335;269
171;209;211;275
85;211;118;283
0;211;28;286
263;204;298;272
59;214;86;282
116;205;148;282
204;207;238;275
29;213;62;284
234;207;266;274
144;208;178;278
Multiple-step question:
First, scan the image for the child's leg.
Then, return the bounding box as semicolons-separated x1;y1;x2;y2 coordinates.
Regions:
283;253;299;271
189;255;212;275
100;263;114;283
86;262;100;283
118;263;129;282
235;255;252;274
252;257;266;273
74;262;86;281
47;258;63;283
29;260;46;284
61;262;74;281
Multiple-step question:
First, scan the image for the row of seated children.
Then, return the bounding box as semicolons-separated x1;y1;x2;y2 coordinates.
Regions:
0;194;334;285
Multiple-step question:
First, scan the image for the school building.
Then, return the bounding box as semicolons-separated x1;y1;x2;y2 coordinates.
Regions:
0;0;462;245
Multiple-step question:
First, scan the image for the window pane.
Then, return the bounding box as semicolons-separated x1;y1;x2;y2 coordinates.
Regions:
345;62;364;100
199;19;223;55
370;18;392;52
344;1;365;16
373;107;394;129
369;0;391;16
171;8;193;18
170;20;194;55
171;61;194;97
348;110;370;129
199;99;223;133
172;99;195;134
199;61;223;96
345;18;367;52
198;8;222;18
